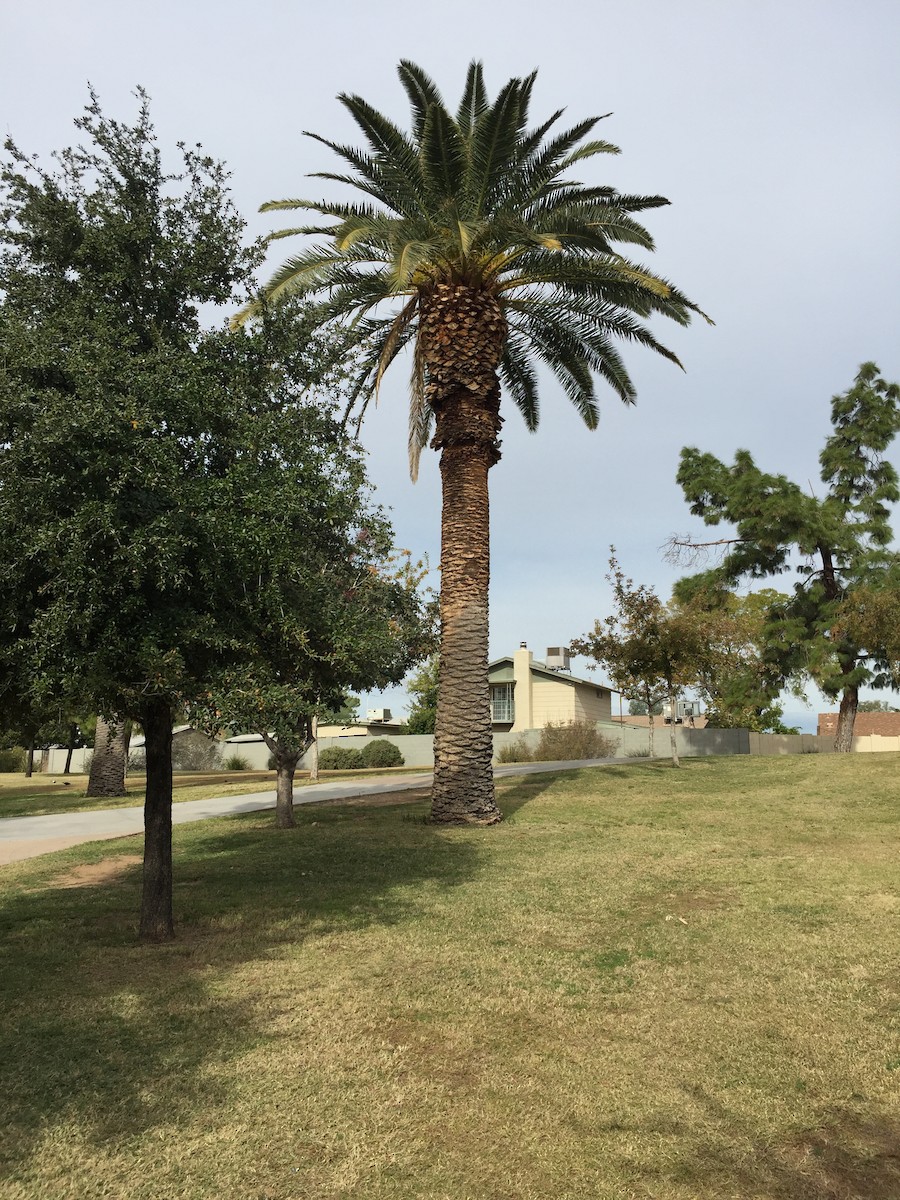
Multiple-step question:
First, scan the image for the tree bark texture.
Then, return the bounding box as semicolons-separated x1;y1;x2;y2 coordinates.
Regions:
834;684;858;753
139;700;175;942
275;755;300;828
25;739;34;778
86;714;131;796
423;283;505;825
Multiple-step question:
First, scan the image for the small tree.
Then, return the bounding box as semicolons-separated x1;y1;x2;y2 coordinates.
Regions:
572;554;709;765
673;363;900;751
405;656;439;734
196;546;430;828
671;586;801;733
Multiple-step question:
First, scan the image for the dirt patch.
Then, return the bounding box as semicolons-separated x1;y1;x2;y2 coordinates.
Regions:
637;888;735;917
52;854;143;888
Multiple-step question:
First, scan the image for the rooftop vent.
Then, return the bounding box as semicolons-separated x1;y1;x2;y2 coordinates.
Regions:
366;708;392;723
545;646;571;672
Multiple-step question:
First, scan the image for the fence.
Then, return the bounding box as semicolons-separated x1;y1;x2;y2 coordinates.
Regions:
33;725;898;776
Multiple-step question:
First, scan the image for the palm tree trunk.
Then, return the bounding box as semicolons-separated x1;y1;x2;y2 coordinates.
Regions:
424;282;505;825
431;443;500;822
86;714;131;796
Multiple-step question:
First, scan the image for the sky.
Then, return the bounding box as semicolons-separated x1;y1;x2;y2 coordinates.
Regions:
3;0;899;730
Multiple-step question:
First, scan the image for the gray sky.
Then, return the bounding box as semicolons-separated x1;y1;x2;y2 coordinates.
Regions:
4;1;899;727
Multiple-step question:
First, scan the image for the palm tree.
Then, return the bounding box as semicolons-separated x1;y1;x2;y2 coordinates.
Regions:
237;62;707;824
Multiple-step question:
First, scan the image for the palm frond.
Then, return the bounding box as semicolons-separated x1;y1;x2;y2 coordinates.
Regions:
408;335;430;481
420;103;466;200
397;60;446;140
457;61;489;133
500;336;540;429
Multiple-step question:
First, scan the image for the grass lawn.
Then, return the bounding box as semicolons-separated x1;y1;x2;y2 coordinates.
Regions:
1;754;898;1199
0;766;429;820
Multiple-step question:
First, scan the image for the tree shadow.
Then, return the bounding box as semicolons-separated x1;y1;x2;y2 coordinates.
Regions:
0;796;483;1166
635;1085;900;1199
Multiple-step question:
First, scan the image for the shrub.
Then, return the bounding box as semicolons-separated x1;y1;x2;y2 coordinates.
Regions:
127;750;146;771
171;732;222;772
0;747;26;772
625;746;651;758
318;746;365;770
223;753;251;771
360;739;404;768
533;720;618;762
495;737;533;764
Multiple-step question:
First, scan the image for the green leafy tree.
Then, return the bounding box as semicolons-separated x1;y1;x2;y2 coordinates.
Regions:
572;554;710;764
239;61;706;823
674;363;900;751
194;540;431;828
628;698;662;716
857;699;899;713
672;588;801;733
0;92;289;939
405;655;439;734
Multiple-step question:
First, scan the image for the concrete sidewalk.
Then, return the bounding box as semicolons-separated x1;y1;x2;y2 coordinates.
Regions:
0;758;628;865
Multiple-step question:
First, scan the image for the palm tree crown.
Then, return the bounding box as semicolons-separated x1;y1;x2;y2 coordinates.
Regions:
238;60;706;476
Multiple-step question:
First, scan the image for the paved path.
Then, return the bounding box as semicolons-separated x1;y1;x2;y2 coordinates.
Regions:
0;758;628;865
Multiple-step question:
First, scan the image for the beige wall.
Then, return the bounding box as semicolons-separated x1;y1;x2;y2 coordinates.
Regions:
572;686;612;724
531;678;577;727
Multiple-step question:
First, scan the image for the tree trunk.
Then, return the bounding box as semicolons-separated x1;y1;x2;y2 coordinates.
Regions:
262;730;310;828
834;684;858;752
63;722;77;774
86;714;131;796
274;755;300;828
648;712;655;758
423;282;505;826
308;716;319;783
25;738;34;778
668;692;681;768
139;699;174;942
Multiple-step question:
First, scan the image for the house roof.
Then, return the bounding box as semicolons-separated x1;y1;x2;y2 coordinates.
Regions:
818;711;900;736
487;656;614;693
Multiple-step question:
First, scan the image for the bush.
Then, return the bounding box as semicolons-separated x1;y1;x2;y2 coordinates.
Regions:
534;720;618;762
318;746;365;770
0;747;26;772
171;731;222;772
360;739;404;768
223;753;251;771
495;737;534;764
127;750;146;772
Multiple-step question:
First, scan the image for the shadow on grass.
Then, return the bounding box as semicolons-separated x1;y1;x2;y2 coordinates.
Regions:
0;792;507;1166
653;1086;900;1199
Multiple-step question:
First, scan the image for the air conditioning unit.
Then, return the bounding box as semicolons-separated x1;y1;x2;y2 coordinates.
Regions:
545;646;571;672
663;700;700;724
366;708;392;723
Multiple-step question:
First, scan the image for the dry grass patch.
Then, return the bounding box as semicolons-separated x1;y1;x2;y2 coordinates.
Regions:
1;754;899;1198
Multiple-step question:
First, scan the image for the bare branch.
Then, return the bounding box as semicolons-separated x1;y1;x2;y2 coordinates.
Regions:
662;534;745;567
